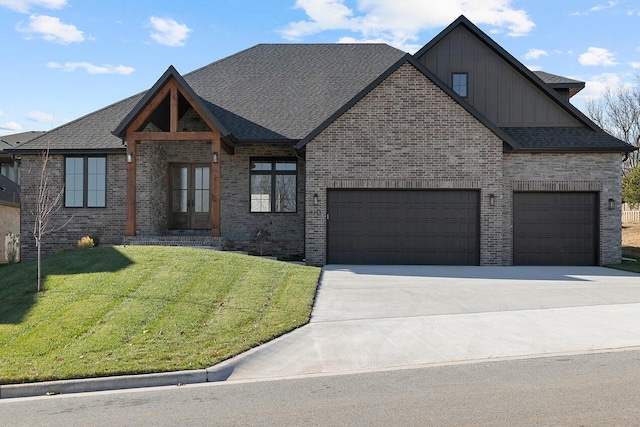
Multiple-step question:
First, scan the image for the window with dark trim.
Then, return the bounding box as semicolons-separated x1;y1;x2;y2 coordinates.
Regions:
65;156;106;208
452;72;468;97
250;158;297;213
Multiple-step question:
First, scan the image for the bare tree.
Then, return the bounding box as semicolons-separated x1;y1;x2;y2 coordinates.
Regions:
586;78;640;169
31;146;70;292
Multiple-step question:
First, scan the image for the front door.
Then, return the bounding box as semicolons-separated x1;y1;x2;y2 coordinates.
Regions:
169;163;211;229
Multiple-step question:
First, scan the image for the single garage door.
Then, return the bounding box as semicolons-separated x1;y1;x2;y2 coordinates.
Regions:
326;190;479;265
513;192;598;265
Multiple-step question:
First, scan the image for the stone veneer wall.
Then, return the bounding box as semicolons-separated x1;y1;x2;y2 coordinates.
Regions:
136;141;167;234
0;203;20;263
220;144;305;258
502;152;623;265
304;62;504;266
20;153;126;260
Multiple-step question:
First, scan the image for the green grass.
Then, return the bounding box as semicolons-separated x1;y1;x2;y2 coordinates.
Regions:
0;246;320;384
608;253;640;274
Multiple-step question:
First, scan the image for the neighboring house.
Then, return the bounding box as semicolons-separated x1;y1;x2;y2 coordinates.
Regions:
9;16;635;266
0;131;45;183
0;173;20;263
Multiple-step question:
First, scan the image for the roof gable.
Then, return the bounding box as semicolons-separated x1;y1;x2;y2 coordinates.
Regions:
414;15;598;130
296;54;519;150
113;65;229;140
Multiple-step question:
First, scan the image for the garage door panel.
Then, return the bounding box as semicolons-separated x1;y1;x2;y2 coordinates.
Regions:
513;192;597;266
327;190;479;265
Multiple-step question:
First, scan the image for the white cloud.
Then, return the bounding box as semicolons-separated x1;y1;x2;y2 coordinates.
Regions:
280;0;535;52
632;62;640;69
17;14;84;44
47;61;135;74
571;1;618;16
149;16;191;47
0;0;65;13
578;47;618;66
572;73;633;105
0;121;23;131
26;110;54;123
524;48;548;60
590;0;618;12
526;64;543;71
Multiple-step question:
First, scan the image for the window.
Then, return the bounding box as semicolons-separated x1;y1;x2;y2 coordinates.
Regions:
65;157;106;207
250;159;297;213
0;160;19;183
452;72;468;97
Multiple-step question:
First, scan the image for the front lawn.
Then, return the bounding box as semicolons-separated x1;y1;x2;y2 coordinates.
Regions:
0;246;320;384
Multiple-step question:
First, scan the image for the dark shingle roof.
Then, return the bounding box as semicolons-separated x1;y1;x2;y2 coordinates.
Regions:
500;127;636;152
184;44;407;141
0;173;20;206
16;44;406;151
533;71;584;98
533;71;584;87
0;131;45;152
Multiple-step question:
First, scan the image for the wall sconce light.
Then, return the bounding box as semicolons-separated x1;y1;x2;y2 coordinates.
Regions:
212;151;219;163
126;152;133;163
609;198;615;210
313;193;319;206
489;193;495;207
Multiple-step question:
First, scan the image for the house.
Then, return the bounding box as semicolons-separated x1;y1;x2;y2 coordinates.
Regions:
10;16;635;266
0;131;44;183
0;173;20;263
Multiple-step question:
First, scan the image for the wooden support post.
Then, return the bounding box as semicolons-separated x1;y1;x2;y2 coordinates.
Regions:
170;85;178;133
125;134;137;236
211;130;221;237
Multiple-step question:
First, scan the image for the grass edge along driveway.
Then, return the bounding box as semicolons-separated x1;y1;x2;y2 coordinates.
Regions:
0;246;320;384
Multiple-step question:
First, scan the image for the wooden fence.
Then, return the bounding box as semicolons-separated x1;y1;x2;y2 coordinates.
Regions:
622;203;640;223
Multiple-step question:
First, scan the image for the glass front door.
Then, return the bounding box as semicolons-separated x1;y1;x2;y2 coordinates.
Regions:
169;164;211;229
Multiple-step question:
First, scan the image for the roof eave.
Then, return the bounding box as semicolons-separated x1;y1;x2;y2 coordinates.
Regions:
511;146;637;153
6;147;126;155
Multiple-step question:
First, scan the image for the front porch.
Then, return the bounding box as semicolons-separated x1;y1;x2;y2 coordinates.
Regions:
114;65;306;262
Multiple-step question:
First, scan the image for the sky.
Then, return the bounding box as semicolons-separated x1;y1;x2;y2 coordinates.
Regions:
1;0;640;136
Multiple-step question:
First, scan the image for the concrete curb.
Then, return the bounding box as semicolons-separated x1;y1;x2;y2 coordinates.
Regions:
0;369;208;399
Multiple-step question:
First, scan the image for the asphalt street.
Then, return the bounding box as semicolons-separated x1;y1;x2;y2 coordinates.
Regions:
3;349;640;426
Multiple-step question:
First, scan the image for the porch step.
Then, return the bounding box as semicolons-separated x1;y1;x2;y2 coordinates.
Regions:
122;235;223;249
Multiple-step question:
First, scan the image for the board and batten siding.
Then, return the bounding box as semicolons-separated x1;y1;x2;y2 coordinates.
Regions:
416;25;581;127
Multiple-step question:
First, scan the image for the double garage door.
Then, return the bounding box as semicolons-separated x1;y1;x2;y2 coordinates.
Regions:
327;190;480;265
326;190;598;265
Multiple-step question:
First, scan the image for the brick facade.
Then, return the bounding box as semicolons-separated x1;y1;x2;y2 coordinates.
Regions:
304;62;504;266
220;144;305;258
20;153;126;260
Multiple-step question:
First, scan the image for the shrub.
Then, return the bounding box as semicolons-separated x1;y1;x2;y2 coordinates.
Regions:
77;236;95;249
5;233;20;263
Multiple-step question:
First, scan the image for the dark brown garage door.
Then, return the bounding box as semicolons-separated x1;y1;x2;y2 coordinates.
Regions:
326;190;479;265
513;192;598;265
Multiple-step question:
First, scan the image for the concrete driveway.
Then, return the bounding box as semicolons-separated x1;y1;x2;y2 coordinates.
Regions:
207;265;640;381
